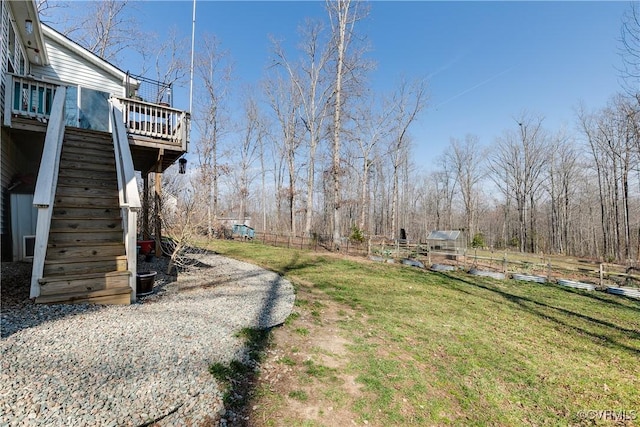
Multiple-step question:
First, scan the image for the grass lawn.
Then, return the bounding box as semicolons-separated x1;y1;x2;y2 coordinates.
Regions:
210;240;640;426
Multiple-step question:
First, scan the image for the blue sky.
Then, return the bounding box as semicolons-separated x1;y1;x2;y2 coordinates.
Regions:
48;1;631;171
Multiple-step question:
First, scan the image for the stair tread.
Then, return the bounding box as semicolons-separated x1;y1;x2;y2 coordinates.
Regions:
48;241;124;248
49;228;122;232
35;286;131;305
45;255;127;265
51;217;122;222
39;270;131;284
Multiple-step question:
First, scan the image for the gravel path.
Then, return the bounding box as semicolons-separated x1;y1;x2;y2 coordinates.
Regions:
1;253;295;426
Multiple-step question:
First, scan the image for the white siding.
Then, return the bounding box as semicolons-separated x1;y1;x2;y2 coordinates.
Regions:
1;1;9;119
31;36;125;96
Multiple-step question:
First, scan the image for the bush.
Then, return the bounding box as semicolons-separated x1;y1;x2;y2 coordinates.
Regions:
349;225;365;243
471;233;485;248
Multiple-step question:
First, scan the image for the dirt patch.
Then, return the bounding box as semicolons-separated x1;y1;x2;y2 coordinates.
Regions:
246;279;364;426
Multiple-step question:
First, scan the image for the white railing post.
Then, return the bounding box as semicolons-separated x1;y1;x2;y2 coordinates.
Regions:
110;98;142;302
3;76;12;126
30;86;67;299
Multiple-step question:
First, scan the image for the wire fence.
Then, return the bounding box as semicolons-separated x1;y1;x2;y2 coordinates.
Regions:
230;231;639;291
125;73;172;105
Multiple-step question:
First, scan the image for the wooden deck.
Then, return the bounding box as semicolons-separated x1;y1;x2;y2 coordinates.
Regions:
5;74;188;175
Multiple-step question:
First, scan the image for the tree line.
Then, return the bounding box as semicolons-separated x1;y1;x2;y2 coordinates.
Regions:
42;1;640;263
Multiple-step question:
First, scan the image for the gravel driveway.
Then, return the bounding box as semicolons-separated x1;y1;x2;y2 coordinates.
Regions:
1;253;295;426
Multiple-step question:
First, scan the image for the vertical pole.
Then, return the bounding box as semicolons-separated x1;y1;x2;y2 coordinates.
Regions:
599;263;604;287
154;153;163;257
189;0;196;115
143;173;149;239
503;252;508;275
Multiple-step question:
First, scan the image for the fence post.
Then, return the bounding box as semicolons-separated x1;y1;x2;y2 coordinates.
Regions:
301;236;304;250
275;233;278;247
503;253;507;275
547;260;552;282
600;263;604;287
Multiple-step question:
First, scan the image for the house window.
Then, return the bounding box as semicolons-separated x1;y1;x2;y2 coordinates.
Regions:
7;19;16;73
6;18;27;75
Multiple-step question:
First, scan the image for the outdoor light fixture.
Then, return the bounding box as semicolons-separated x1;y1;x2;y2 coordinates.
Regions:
26;46;40;64
179;158;187;174
25;19;33;35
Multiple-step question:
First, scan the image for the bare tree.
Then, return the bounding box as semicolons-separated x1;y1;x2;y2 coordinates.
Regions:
489;114;548;253
271;19;334;237
326;0;368;248
143;27;190;104
620;1;640;103
57;0;144;65
235;89;265;224
545;130;580;254
386;77;427;240
160;169;209;274
431;159;457;231
264;71;304;235
194;34;232;237
444;134;486;244
351;93;393;232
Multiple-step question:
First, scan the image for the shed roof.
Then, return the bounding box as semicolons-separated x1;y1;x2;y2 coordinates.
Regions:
426;230;461;241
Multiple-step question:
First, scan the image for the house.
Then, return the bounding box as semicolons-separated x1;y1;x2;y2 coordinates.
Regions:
1;1;189;304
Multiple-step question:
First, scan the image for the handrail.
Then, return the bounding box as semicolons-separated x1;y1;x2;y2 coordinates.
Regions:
110;98;142;210
33;86;66;207
30;86;66;298
114;96;189;150
110;98;141;301
6;73;59;123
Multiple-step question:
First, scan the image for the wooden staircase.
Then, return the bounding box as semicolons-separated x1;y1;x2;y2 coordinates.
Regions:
36;127;132;304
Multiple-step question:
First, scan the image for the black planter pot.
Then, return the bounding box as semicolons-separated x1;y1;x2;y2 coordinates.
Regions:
136;271;157;296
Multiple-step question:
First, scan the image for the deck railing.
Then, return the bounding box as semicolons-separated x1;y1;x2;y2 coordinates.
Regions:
3;73;58;126
4;74;189;152
30;86;66;299
110;99;142;301
115;96;190;150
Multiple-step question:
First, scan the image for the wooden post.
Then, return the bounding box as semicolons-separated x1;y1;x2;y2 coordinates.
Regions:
600;263;604;287
143;173;150;239
154;151;164;257
503;253;508;275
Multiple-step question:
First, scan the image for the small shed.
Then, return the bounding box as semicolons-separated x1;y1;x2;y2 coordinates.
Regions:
232;224;255;240
426;230;465;254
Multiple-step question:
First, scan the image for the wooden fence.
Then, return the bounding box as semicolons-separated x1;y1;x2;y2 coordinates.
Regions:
234;233;639;289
